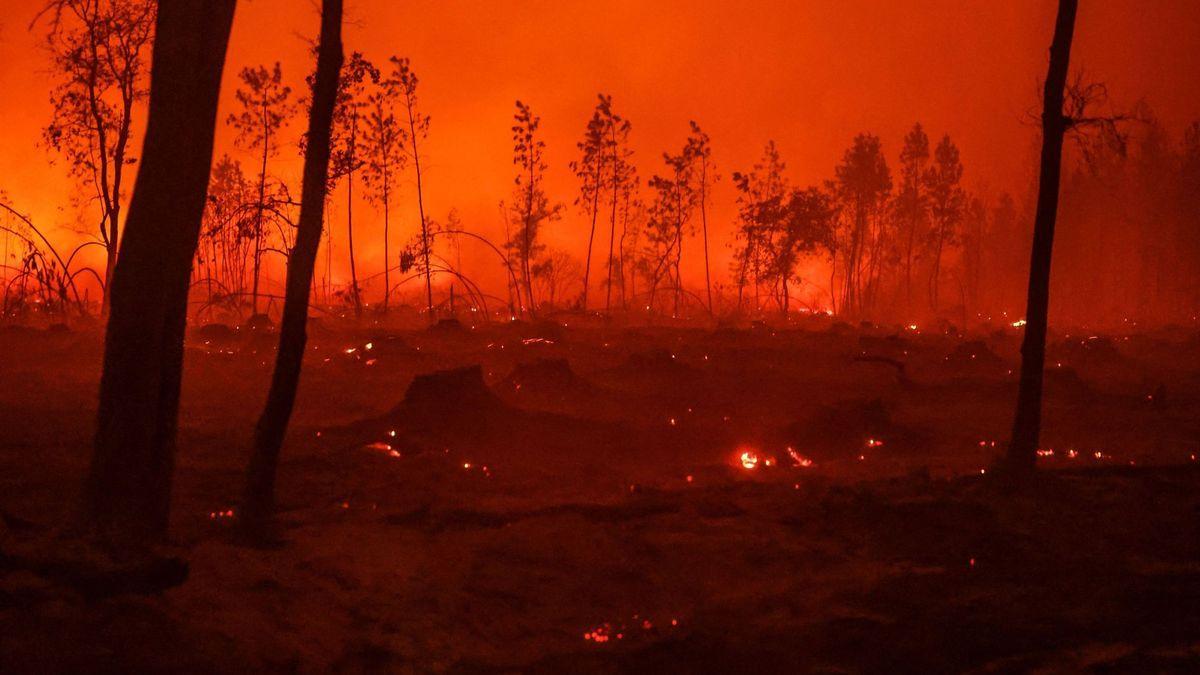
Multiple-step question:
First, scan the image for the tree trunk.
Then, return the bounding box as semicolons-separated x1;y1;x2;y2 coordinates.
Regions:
241;0;344;539
347;170;362;318
84;0;237;545
1006;0;1078;476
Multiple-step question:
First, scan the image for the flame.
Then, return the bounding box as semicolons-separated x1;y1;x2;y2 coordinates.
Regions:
739;450;759;469
786;446;814;468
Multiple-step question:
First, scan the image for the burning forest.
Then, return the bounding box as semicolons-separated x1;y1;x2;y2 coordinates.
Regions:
1;0;1199;672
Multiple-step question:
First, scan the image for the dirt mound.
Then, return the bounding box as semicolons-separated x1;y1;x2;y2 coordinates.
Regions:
396;365;505;426
943;339;1004;366
245;313;274;332
191;323;238;345
785;398;925;460
1050;335;1123;366
500;358;593;400
427;317;467;334
618;348;697;375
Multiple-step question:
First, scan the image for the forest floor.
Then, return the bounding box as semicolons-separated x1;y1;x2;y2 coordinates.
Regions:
1;313;1199;673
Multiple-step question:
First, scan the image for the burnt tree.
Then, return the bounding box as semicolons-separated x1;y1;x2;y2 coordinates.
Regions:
84;0;237;544
241;0;344;539
1006;0;1078;475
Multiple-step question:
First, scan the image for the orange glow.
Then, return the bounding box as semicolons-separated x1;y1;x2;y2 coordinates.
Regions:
2;1;1198;320
739;449;759;470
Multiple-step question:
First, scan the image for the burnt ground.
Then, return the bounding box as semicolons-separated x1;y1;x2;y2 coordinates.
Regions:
1;315;1199;673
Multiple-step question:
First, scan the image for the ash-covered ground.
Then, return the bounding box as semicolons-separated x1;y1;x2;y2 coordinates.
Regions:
2;314;1199;672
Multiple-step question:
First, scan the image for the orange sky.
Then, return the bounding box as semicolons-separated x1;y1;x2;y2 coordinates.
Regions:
2;0;1199;305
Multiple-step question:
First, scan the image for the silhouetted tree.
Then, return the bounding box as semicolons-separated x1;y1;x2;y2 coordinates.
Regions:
925;134;965;310
320;53;378;317
1006;0;1078;477
646;147;697;316
361;71;407;312
832;133;891;315
732;141;787;312
84;0;236;544
196;155;255;314
242;0;343;540
686;121;717;314
602;98;635;313
385;57;433;317
768;187;836;313
507;100;560;316
227;62;296;316
894;123;930;313
40;0;155;314
571;97;607;311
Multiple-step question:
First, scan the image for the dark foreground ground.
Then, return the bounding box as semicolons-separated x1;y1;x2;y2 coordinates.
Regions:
1;314;1198;673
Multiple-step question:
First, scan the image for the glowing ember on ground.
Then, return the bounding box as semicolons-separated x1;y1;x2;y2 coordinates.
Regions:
1011;319;1027;327
866;438;884;448
787;447;814;468
739;450;760;469
1036;449;1055;457
208;509;235;520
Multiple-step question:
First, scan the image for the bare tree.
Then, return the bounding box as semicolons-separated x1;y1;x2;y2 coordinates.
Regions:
84;0;236;544
242;0;343;540
602;99;635;313
732;141;787;312
685;121;716;314
322;52;378;318
40;0;155;315
361;73;407;312
227;62;296;317
571;97;606;311
1005;0;1078;477
507;100;561;316
385;57;433;318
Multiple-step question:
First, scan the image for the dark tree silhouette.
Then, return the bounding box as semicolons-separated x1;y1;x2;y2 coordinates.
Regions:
832;133;891;315
895;123;930;312
361;70;407;312
385;57;433;318
40;0;155;315
84;0;236;544
602;99;635;313
1006;0;1078;476
732;141;787;312
227;62;296;317
324;53;378;318
241;0;344;540
507;100;560;316
686;121;716;314
924;134;965;311
571;97;607;311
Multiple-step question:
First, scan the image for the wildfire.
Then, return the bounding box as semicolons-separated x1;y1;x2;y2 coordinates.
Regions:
786;446;815;468
739;450;760;469
1011;319;1027;328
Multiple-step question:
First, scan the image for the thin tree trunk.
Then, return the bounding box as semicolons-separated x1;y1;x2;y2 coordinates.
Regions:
252;116;269;316
347;171;361;317
700;164;712;315
241;0;343;539
1006;0;1078;476
581;181;600;311
382;174;390;312
84;0;236;545
408;108;433;319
